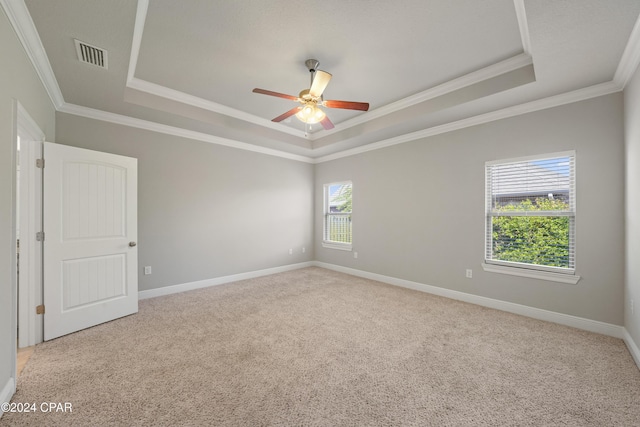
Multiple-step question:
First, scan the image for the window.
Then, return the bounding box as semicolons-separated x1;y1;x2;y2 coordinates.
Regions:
485;152;576;276
323;181;352;250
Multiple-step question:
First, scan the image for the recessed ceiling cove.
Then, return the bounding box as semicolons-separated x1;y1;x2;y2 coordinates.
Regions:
134;0;522;130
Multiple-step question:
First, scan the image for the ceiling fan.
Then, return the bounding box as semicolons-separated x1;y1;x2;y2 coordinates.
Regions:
252;59;369;131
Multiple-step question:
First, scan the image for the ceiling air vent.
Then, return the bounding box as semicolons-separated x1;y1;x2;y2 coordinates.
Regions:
74;39;108;69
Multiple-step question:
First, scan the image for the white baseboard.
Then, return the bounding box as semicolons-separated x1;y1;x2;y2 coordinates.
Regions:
623;328;640;369
0;377;16;417
314;262;625;339
135;261;638;370
138;262;314;300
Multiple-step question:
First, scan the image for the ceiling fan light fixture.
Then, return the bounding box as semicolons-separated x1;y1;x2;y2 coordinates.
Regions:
296;103;326;124
252;58;368;131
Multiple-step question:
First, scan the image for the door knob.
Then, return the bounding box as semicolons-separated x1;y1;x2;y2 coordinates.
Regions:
129;242;137;247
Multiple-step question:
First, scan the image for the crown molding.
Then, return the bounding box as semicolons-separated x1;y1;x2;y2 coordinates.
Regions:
126;0;148;84
125;54;532;143
0;0;64;109
127;77;304;139
58;103;314;164
614;9;640;89
312;53;533;140
315;80;620;163
58;80;620;165
513;0;532;56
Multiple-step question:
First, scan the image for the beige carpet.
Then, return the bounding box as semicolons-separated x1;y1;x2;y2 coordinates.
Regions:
3;267;639;426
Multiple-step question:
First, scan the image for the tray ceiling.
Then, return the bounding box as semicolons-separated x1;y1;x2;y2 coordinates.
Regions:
11;0;640;160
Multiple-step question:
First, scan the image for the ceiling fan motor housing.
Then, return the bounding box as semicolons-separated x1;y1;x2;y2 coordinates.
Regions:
299;89;314;101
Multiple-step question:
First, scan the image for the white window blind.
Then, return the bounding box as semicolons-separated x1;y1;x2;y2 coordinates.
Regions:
485;152;575;274
323;182;352;249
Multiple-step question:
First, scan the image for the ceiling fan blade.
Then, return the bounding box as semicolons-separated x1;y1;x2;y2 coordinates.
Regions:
253;88;299;101
320;116;335;130
309;70;332;98
272;106;301;122
323;100;369;111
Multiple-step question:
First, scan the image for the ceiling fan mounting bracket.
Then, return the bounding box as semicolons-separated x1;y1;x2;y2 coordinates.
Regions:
305;59;320;73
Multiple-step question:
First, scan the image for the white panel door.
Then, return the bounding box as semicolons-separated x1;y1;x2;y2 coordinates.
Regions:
43;142;138;341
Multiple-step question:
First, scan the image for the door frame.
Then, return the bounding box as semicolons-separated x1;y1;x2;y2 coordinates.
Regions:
15;101;45;351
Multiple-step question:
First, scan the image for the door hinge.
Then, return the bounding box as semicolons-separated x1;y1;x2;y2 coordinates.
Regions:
36;231;45;242
36;158;45;168
36;305;45;315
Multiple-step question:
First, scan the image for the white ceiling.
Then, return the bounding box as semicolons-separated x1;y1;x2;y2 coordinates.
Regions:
11;0;640;160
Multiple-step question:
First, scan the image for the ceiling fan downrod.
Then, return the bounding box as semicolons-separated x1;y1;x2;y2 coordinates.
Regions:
305;58;320;86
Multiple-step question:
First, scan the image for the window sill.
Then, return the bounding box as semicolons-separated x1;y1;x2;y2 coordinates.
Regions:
322;242;352;251
481;263;580;284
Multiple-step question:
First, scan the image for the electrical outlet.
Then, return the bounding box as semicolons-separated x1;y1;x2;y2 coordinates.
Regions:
302;247;306;253
354;252;358;259
466;269;472;279
289;248;293;255
144;266;152;275
632;299;635;315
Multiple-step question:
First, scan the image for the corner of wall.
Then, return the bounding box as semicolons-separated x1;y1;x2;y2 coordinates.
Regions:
624;328;640;370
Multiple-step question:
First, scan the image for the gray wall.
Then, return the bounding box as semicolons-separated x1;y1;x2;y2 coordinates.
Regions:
315;93;625;325
0;8;55;401
55;113;314;291
624;67;640;346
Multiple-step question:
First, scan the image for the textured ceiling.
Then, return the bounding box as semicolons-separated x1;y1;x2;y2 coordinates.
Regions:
19;0;640;158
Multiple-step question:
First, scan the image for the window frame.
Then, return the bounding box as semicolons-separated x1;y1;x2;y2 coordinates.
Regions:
483;151;580;284
322;181;353;251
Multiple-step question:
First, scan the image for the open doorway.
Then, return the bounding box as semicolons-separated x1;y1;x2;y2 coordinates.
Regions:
16;135;35;376
14;102;44;376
